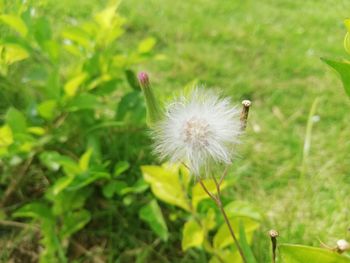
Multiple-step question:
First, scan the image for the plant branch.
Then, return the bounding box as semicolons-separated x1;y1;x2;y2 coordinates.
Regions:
198;176;247;263
1;156;34;208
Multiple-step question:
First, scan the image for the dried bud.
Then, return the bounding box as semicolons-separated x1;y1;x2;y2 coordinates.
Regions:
337;239;350;253
137;71;162;126
240;100;251;131
269;229;279;238
269;229;279;263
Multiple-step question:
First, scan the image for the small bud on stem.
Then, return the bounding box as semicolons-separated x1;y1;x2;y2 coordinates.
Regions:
336;239;350;253
240;100;251;131
269;229;279;263
138;71;163;126
138;72;150;87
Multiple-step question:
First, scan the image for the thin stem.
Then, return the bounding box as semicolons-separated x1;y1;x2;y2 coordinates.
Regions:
198;177;247;263
218;165;229;187
197;178;219;204
218;204;246;263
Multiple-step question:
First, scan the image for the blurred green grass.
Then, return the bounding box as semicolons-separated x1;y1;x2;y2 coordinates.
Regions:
118;0;350;261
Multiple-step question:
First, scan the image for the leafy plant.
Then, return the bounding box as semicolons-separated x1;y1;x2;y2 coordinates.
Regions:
140;163;262;263
0;1;156;261
322;19;350;98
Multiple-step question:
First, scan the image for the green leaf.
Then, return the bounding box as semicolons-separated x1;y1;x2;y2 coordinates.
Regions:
321;58;350;97
61;209;91;239
116;91;146;123
66;93;101;112
6;107;27;133
279;244;350;263
66;170;110;191
102;180;127;198
224;201;262;222
27;126;46;136
0;15;28;37
37;100;58;120
209;250;241;263
139;199;168;241
79;148;93;171
345;19;350;32
138;37;156;54
13;202;51;219
141;164;190;211
125;69;140;90
182;219;204;251
52;176;75;195
113;161;130;177
33;17;52;45
61;27;91;49
39;151;80;174
213;217;260;250
94;1;121;28
120;179;149;195
64;72;88;97
48;188;91;215
0;43;29;64
238;221;258;263
203;208;216;231
0;125;13;155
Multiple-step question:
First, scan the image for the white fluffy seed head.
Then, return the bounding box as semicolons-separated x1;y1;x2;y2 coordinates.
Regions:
152;88;241;176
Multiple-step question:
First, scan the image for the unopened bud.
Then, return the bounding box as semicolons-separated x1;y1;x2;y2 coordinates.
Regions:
269;229;279;238
337;239;350;253
240;100;251;131
138;72;150;87
137;71;163;126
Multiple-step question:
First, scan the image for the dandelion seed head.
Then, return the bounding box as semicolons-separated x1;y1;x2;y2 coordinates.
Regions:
152;88;241;176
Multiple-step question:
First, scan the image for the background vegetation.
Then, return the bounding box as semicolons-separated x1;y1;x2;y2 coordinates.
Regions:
1;0;350;262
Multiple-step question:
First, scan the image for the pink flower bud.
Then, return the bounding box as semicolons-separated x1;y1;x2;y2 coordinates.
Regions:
138;72;150;88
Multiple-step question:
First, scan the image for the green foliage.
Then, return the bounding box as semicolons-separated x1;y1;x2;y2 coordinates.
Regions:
182;219;204;251
141;163;262;261
0;1;156;261
139;199;169;241
279;244;350;263
322;19;350;98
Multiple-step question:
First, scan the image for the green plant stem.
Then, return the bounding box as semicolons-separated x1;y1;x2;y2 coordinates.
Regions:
198;177;247;263
179;171;225;263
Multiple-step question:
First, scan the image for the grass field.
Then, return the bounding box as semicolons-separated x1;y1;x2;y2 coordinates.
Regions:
2;0;350;262
119;0;350;261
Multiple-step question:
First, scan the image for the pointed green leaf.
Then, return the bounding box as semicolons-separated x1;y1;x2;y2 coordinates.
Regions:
141;164;190;211
1;43;29;64
279;244;350;263
0;15;28;37
6;107;27;133
37;100;57;120
61;209;91;238
182;219;204;251
213;217;260;249
322;58;350;97
79;148;93;171
224;201;262;222
64;72;88;97
139;199;169;241
239;221;258;263
138;37;156;54
113;161;130;177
